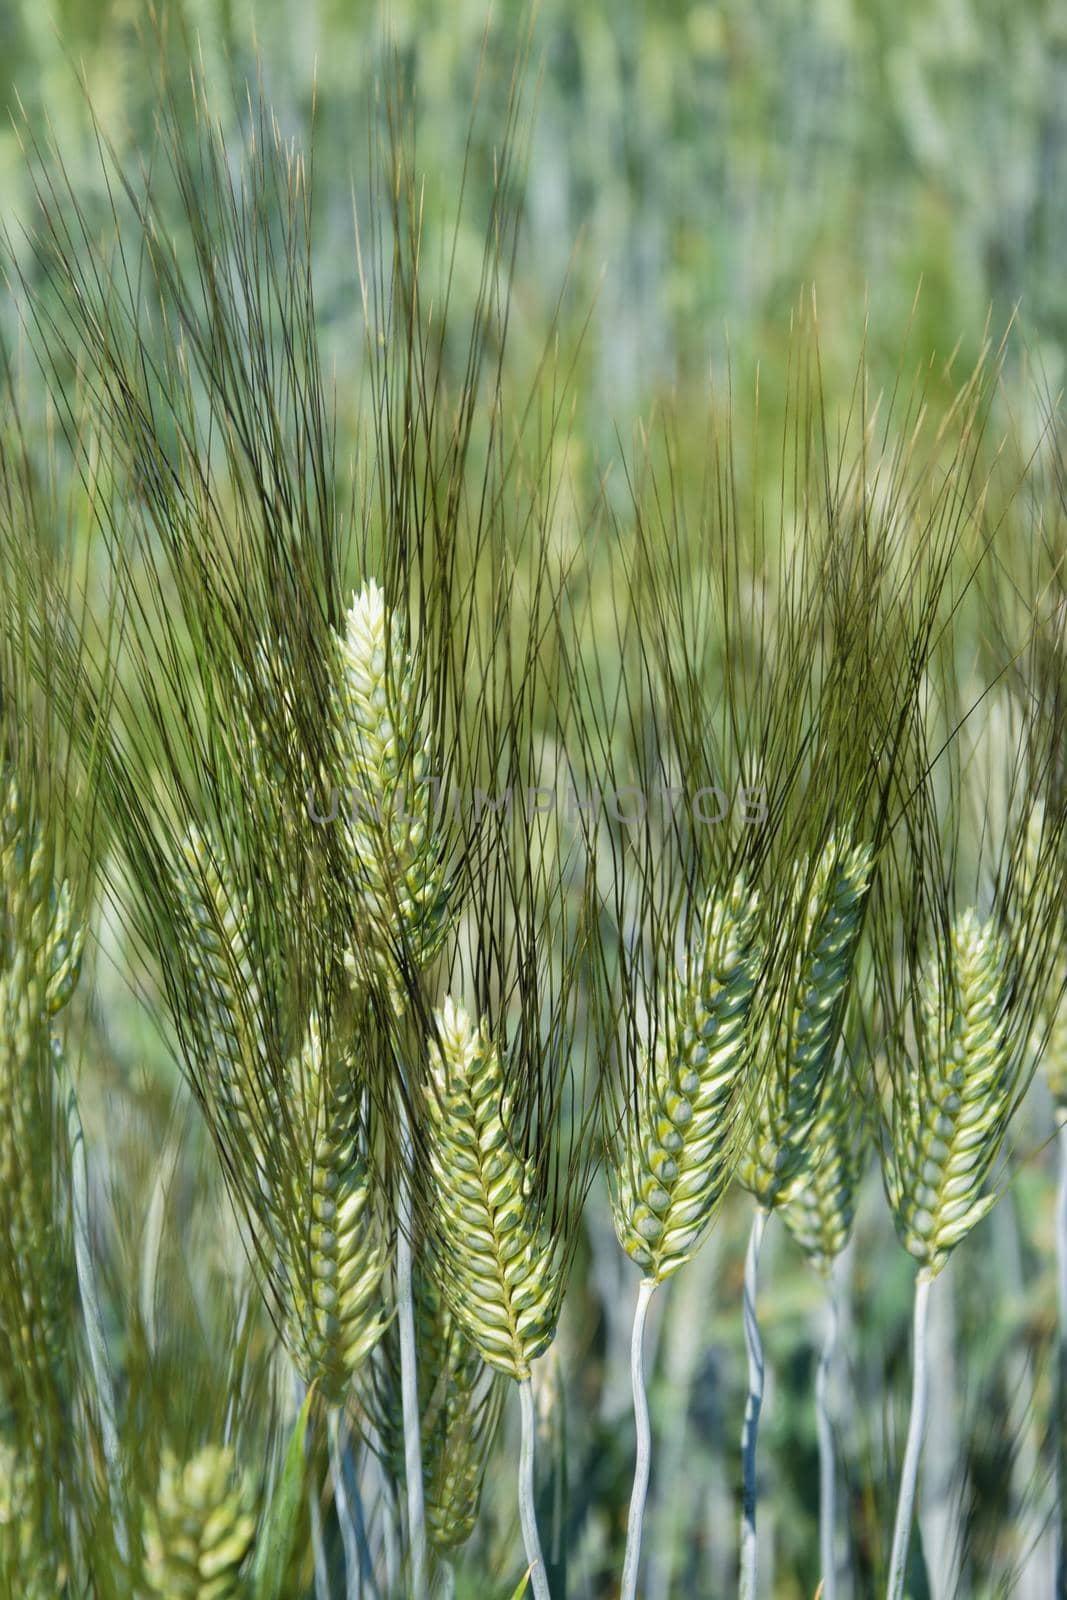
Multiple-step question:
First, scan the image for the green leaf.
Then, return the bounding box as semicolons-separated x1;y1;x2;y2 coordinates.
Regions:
507;1569;533;1600
251;1386;316;1600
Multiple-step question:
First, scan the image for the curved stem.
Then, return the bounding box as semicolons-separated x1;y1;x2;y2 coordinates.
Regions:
621;1278;657;1600
1056;1123;1067;1594
58;1047;128;1564
816;1268;841;1600
887;1273;933;1600
519;1376;552;1600
396;1094;428;1600
739;1208;768;1600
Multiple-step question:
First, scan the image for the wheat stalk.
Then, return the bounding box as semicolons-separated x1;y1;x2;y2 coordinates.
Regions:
781;1057;866;1600
143;1445;257;1600
426;996;560;1600
737;835;872;1600
608;878;761;1600
885;908;1013;1600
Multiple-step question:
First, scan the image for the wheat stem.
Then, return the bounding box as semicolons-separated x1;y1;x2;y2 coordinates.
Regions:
1057;1121;1067;1594
396;1095;428;1600
816;1269;840;1600
329;1409;371;1600
621;1277;657;1600
519;1377;551;1600
887;1273;932;1600
58;1049;128;1564
309;1486;331;1600
739;1207;768;1600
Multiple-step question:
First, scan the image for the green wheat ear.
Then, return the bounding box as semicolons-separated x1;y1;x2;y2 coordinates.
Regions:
372;1268;501;1552
888;908;1013;1278
780;1056;867;1273
426;998;560;1381
282;1014;388;1402
333;580;452;1003
741;837;873;1211
143;1446;256;1600
610;879;761;1282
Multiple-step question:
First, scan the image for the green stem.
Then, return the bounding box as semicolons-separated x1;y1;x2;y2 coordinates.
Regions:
621;1278;657;1600
57;1046;128;1564
519;1376;551;1600
816;1269;840;1600
739;1208;768;1600
887;1273;932;1600
397;1091;428;1600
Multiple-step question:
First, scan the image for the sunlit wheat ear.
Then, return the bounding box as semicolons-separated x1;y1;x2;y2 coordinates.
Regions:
610;879;762;1283
781;1056;867;1274
333;580;452;1003
742;838;873;1210
888;908;1012;1278
426;998;559;1382
282;1013;388;1403
143;1446;257;1600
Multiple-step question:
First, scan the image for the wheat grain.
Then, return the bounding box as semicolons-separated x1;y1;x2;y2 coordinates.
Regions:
780;1057;866;1275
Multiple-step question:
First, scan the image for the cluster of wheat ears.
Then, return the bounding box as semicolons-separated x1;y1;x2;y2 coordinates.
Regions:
1;47;1067;1600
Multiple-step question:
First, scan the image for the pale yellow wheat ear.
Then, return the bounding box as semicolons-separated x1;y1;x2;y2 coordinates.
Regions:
425;998;559;1381
333;580;452;1005
781;1055;867;1274
609;878;762;1284
143;1446;256;1600
887;908;1013;1278
281;1012;388;1403
741;837;873;1211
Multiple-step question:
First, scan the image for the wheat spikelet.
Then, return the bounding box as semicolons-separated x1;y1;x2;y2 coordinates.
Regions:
610;879;761;1283
780;1057;866;1273
281;1013;388;1402
888;908;1013;1278
143;1445;256;1600
333;581;452;1003
426;998;559;1382
1;779;84;1019
741;838;873;1210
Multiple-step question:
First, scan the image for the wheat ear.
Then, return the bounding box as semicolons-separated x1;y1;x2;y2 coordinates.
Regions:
0;784;128;1563
780;1058;866;1600
282;1013;388;1404
427;997;559;1600
737;836;872;1600
608;879;760;1600
885;909;1013;1600
143;1445;257;1600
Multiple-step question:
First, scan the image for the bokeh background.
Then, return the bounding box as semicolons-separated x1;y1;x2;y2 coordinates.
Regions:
2;3;1066;1596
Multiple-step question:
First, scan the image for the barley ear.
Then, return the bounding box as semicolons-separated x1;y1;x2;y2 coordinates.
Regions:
419;1278;503;1553
742;838;873;1210
610;878;761;1283
143;1446;257;1600
426;998;559;1382
888;908;1012;1279
282;1014;388;1403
